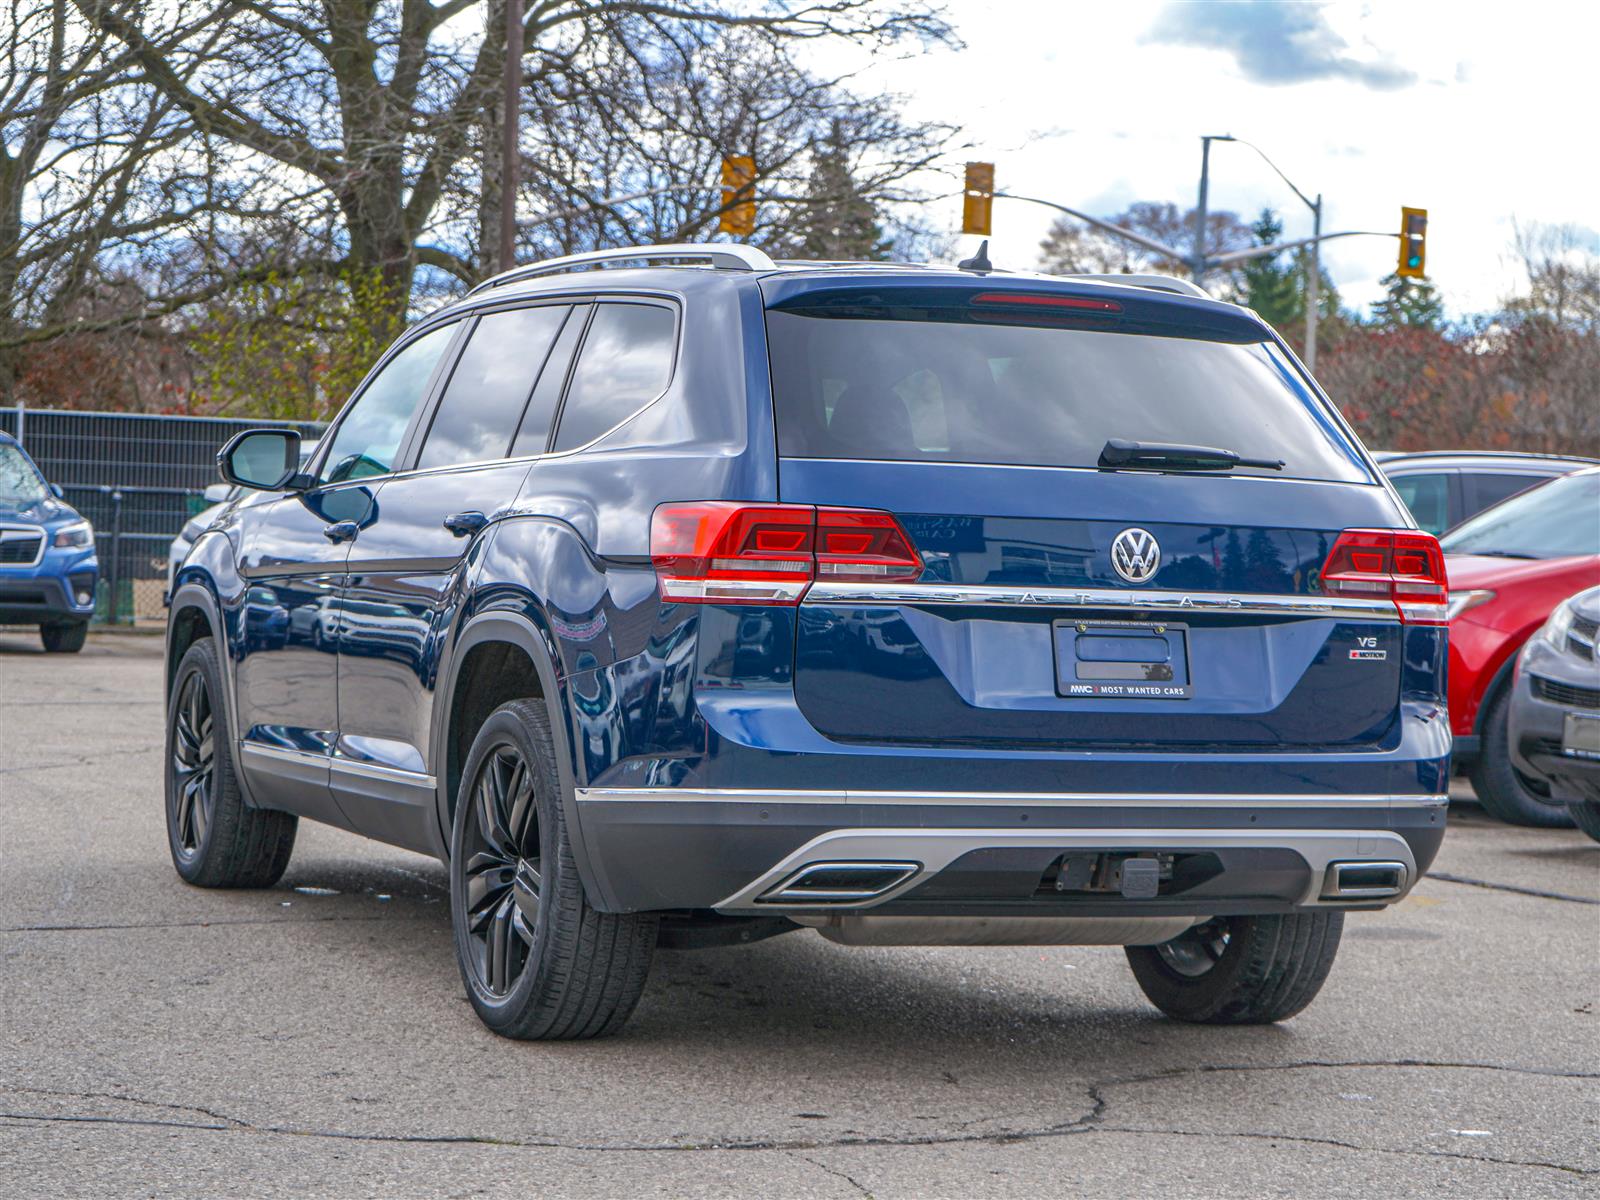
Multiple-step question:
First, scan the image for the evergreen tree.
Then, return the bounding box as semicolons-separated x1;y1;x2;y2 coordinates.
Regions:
1371;272;1445;329
1240;207;1341;333
1241;210;1301;327
780;120;893;261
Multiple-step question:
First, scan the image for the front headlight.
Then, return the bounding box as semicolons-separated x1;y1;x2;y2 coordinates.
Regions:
1540;600;1577;650
52;521;93;549
1445;589;1495;621
179;518;206;544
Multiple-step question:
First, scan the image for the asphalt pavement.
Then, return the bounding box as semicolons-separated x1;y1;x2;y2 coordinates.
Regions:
1;631;1595;1198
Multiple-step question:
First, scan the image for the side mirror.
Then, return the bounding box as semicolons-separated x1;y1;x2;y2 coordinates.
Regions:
202;483;232;503
218;429;302;491
49;482;63;499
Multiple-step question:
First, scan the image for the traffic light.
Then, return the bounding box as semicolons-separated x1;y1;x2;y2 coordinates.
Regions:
719;155;756;237
1397;206;1428;278
962;162;994;236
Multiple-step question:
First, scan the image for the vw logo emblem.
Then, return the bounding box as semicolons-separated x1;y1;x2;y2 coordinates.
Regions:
1111;527;1161;584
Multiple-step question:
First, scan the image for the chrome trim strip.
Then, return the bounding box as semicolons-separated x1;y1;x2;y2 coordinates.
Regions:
330;758;437;789
713;827;1420;912
577;787;1447;810
802;581;1399;619
0;524;47;569
239;742;327;769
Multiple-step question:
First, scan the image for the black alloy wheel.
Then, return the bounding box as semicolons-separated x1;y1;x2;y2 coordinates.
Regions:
449;699;657;1039
163;637;296;887
459;743;542;998
169;668;216;861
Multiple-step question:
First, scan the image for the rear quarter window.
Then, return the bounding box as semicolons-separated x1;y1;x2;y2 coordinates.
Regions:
552;302;677;452
765;303;1370;483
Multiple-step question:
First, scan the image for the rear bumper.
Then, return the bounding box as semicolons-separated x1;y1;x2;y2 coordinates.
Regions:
574;788;1447;916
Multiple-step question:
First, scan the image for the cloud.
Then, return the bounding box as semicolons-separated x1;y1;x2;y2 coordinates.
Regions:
1147;1;1416;90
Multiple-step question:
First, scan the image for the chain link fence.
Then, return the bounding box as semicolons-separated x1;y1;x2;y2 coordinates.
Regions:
1;405;325;624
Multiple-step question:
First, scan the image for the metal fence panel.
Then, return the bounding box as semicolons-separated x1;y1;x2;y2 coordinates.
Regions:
0;406;325;623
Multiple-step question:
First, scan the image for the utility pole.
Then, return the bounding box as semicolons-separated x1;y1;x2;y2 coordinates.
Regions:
1193;135;1234;285
1306;193;1322;372
498;0;523;272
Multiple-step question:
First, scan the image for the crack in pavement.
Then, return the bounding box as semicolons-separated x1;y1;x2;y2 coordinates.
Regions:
0;913;438;934
790;1151;874;1197
0;747;159;776
1;1059;1591;1175
1086;1124;1592;1177
1426;871;1599;906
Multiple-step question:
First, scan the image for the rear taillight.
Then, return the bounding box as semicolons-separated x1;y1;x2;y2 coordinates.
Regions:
650;502;921;604
1320;529;1448;624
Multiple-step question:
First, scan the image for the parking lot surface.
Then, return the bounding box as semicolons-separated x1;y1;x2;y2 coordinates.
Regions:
1;631;1596;1198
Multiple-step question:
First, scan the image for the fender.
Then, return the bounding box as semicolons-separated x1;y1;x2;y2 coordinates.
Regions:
431;609;620;911
166;572;266;813
1473;646;1524;735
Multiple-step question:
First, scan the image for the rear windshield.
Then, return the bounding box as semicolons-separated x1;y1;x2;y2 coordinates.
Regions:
765;308;1369;483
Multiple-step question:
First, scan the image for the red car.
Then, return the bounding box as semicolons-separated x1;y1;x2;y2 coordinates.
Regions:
1440;467;1600;824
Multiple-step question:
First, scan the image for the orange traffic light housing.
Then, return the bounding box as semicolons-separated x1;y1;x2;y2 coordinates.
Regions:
719;155;757;237
962;162;994;236
1398;207;1428;278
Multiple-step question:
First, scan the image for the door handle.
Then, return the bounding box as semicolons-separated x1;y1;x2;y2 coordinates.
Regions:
443;510;488;538
322;521;359;543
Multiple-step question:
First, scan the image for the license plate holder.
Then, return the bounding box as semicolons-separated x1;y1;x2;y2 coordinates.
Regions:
1054;620;1192;700
1563;712;1600;758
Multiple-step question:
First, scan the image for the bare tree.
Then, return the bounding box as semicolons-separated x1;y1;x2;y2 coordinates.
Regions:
1036;202;1254;292
76;0;952;324
0;1;217;374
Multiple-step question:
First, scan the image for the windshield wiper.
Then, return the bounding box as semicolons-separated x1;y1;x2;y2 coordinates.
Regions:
1099;437;1285;472
1463;549;1538;559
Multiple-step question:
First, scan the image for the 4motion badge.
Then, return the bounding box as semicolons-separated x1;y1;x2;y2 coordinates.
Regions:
1349;636;1387;661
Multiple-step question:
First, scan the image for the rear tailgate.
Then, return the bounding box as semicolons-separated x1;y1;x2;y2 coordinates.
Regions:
783;459;1405;749
762;276;1414;752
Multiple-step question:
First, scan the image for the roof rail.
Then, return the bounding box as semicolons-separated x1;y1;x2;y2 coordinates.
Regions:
466;243;776;296
1065;273;1210;299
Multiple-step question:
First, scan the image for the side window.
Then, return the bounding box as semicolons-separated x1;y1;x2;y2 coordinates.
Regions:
1389;471;1450;535
1465;472;1537;518
551;303;676;452
320;324;455;484
417;305;568;470
510;304;590;458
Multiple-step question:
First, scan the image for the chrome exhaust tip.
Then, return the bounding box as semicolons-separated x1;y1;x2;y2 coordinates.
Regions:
1324;860;1408;900
756;861;920;904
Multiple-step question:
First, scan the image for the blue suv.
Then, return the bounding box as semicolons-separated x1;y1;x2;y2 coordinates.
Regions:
165;244;1450;1038
0;431;97;652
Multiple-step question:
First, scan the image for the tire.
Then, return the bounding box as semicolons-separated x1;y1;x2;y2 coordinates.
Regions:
450;699;657;1040
1569;800;1600;843
165;637;297;887
40;620;87;653
1125;912;1344;1025
1468;686;1573;827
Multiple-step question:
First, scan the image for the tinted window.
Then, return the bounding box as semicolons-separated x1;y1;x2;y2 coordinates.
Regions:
1464;472;1538;519
766;311;1368;482
510;304;589;457
321;324;454;484
552;303;676;452
418;306;568;470
1389;471;1451;535
1441;471;1600;559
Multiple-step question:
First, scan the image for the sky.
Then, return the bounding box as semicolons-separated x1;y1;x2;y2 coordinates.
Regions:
811;0;1600;317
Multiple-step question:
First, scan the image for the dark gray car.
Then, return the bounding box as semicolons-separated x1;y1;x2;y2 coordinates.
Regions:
1509;585;1600;840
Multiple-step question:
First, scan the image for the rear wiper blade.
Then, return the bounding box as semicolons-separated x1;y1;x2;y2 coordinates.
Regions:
1098;437;1285;472
1467;549;1538;559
